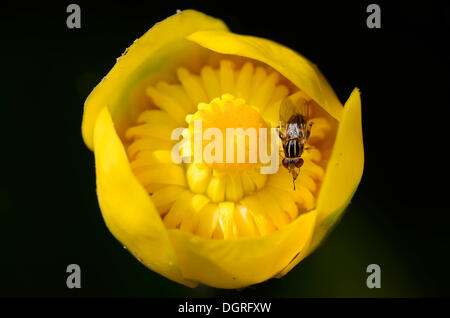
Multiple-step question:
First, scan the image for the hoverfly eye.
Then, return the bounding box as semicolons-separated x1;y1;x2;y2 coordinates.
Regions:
282;158;289;168
295;158;304;168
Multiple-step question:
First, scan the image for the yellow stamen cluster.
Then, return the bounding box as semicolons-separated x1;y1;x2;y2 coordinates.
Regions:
125;59;331;239
183;94;270;202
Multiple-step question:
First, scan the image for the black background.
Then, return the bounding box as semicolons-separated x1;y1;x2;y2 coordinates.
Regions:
0;1;449;297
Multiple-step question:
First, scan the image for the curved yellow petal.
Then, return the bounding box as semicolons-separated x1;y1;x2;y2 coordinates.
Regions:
167;209;317;289
84;9;362;288
186;30;343;121
93;106;196;288
277;88;364;277
312;88;364;246
82;10;228;150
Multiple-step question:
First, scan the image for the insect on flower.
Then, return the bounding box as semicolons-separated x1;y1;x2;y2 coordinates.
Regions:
81;10;364;289
278;96;313;190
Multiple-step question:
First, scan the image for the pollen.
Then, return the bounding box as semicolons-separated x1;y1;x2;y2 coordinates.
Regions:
125;59;333;239
187;94;269;172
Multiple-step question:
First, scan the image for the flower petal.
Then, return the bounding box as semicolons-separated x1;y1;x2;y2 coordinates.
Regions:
186;30;343;121
167;209;317;289
312;88;364;247
82;10;228;150
93;106;196;288
277;88;364;276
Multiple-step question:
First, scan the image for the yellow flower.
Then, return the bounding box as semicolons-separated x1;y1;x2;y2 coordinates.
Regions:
81;10;364;289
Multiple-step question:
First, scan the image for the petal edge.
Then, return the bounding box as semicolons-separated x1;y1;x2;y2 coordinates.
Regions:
82;10;229;150
309;87;364;252
93;106;197;288
187;30;344;121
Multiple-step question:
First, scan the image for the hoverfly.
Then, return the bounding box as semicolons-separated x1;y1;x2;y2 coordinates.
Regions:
278;96;313;190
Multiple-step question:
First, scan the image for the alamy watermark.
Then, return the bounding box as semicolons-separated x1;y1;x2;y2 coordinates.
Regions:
366;264;381;288
66;4;81;29
171;121;280;174
66;264;81;288
366;4;381;29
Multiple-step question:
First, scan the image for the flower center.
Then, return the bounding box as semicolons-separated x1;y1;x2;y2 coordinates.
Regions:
124;59;332;239
187;94;269;173
183;93;273;203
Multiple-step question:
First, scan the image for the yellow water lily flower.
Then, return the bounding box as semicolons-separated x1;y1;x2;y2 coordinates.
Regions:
81;9;364;289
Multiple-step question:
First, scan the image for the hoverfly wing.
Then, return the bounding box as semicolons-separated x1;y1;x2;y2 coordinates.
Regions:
278;97;293;140
279;95;310;125
279;96;295;126
295;97;310;121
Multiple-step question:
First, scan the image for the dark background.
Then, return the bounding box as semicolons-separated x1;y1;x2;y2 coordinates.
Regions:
0;1;448;297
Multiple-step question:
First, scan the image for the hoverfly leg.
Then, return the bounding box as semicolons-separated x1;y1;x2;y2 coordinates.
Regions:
306;122;313;140
277;123;286;140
